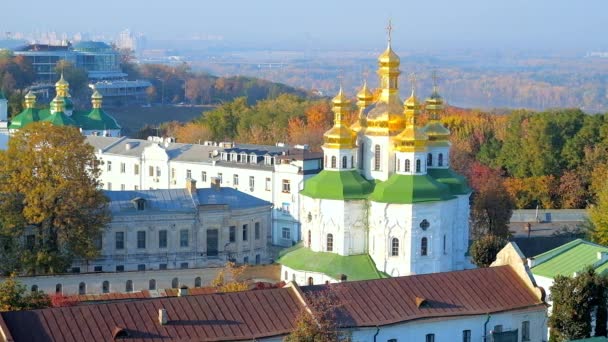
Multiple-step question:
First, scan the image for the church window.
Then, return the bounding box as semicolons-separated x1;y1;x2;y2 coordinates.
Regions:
195;277;202;288
391;238;399;256
427;153;433;166
416;159;421;173
308;230;312;247
78;282;86;295
285;271;288;280
404;159;411;172
171;277;179;288
342;156;347;169
421;237;428;256
327;234;334;252
331;156;337;168
55;284;62;294
359;143;365;169
351;155;354;168
308;277;314;286
126;280;133;293
149;279;156;290
374;145;381;170
397;159;401;172
325;155;327;168
420;219;430;230
438;153;444;167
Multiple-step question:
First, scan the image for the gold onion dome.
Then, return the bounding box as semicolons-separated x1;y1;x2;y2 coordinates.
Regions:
394;90;427;152
50;95;65;114
378;43;400;66
55;74;69;89
91;90;103;109
24;91;36;108
424;86;450;141
323;87;356;149
356;81;374;104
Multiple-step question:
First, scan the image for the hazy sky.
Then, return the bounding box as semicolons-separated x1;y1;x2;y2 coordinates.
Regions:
2;0;606;51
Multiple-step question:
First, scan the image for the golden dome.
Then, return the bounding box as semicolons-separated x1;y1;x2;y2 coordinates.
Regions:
24;91;36;109
378;44;400;67
324;88;356;149
50;95;65;114
55;74;69;88
423;85;450;142
356;81;373;102
92;90;103;109
394;89;427;152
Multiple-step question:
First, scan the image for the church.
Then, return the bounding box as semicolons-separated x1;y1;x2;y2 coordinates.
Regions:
7;74;121;137
279;33;472;285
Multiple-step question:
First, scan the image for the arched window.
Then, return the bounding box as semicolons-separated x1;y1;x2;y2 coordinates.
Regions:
331;156;337;168
308;277;314;286
292;274;296;282
31;285;38;292
126;280;133;293
342;156;347;168
324;155;327;168
149;279;156;290
416;159;421;173
195;277;202;288
397;159;401;172
421;237;428;256
374;145;381;171
102;281;110;293
404;159;411;172
327;234;334;252
391;238;399;256
55;284;62;294
307;230;312;247
359;143;365;169
438;153;444;167
78;282;86;295
285;271;288;281
171;277;179;289
351;155;354;169
427;153;433;166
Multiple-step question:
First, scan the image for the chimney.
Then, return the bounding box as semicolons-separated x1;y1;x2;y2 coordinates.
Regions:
178;286;188;297
186;178;197;195
158;309;168;325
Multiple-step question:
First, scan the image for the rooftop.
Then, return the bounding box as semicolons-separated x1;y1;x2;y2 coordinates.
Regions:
530;239;608;278
0;265;544;341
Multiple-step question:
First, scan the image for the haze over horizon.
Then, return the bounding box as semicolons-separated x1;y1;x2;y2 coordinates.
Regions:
2;0;607;52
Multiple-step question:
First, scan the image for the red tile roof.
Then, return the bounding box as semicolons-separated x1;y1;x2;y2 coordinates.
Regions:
1;287;303;342
0;266;545;341
301;265;545;328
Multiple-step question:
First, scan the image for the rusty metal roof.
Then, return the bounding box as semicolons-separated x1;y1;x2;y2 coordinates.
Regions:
1;287;303;341
301;265;544;328
0;266;544;341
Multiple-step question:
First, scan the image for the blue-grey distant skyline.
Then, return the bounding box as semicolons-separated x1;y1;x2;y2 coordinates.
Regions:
2;0;606;51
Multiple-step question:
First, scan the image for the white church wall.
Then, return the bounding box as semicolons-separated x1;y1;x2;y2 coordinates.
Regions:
361;135;395;181
281;265;338;286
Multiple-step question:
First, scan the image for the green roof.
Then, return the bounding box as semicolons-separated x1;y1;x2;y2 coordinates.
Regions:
300;170;374;200
427;168;471;195
370;173;455;204
43;111;78;126
8;108;40;129
76;108;121;130
278;244;385;281
531;239;608;278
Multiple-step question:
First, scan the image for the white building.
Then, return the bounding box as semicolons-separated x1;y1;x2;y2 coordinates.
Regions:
86;135;323;248
64;180;272;276
279;36;471;285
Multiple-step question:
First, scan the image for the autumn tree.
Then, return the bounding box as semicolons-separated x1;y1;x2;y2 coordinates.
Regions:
469;235;507;267
0;276;51;312
0;122;110;274
469;162;513;238
285;287;350;342
589;164;608;245
211;262;249;293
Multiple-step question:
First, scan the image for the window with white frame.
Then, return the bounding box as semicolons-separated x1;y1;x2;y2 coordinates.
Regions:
120;162;126;173
265;177;271;191
391;238;399;256
249;176;254;190
107;161;112;172
282;179;291;193
233;174;239;186
281;227;291;240
202;171;207;182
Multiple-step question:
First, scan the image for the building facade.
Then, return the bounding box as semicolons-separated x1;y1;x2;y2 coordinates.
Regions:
69;181;272;274
86;135;323;247
279;36;471;285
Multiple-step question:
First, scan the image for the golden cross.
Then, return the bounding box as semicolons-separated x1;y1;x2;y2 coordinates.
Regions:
386;19;393;44
431;70;439;91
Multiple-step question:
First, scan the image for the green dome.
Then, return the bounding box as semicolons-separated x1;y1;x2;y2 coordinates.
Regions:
427;168;471;195
300;170;374;200
369;174;454;204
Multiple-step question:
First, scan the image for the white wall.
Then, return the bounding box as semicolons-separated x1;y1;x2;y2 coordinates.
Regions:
281;265;338;286
349;308;547;342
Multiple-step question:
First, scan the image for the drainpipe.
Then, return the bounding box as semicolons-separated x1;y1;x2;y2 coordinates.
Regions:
373;325;380;342
483;314;491;342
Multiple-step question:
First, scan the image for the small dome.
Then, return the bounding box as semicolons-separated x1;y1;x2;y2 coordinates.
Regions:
356;82;373;101
332;87;348;104
92;90;103;100
404;94;420;108
24;91;36;100
55;74;69;88
378;45;400;66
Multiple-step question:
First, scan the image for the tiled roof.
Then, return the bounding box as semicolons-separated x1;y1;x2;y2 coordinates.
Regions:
302;265;544;328
0;266;544;341
1;287;303;342
531;239;608;278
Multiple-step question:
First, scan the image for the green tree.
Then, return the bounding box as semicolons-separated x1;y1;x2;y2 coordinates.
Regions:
589;164;608;245
0;122;110;274
0;276;51;312
469;235;507;267
54;60;88;98
549;268;601;341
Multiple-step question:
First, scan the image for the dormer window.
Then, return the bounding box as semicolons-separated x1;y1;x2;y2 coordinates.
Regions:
132;197;146;211
240;153;248;163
